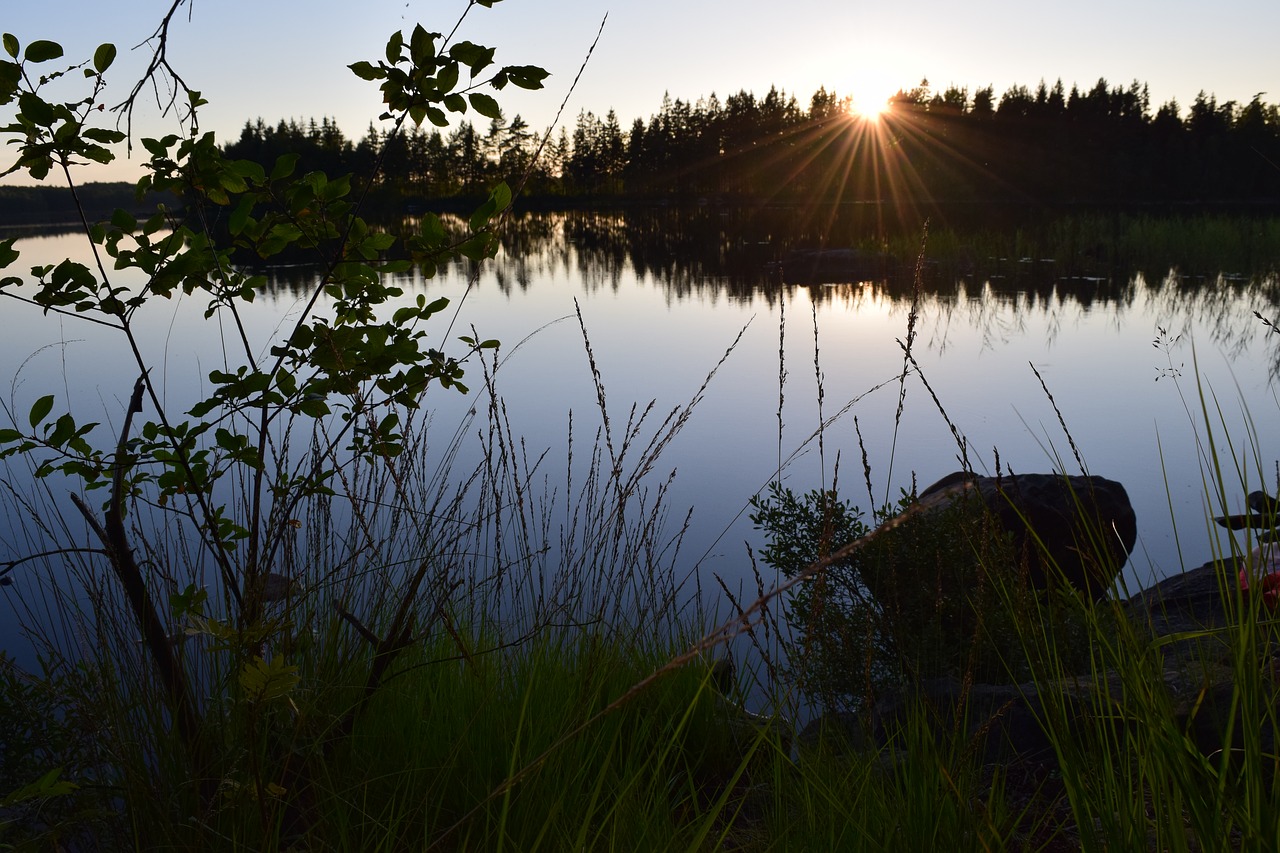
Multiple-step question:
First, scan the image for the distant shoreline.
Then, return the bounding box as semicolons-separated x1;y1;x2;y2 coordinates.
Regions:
4;181;1280;231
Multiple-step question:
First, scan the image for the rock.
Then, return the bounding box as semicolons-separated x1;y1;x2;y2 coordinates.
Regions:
703;657;794;760
797;555;1280;824
261;572;297;603
872;677;1059;763
801;675;1076;765
797;710;870;755
1121;558;1236;639
1123;557;1280;774
890;471;1138;600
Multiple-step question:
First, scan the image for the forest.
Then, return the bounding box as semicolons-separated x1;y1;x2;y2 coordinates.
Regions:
2;76;1278;225
221;77;1280;205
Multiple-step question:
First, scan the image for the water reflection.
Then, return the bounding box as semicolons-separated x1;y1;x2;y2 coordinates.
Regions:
243;205;1280;320
231;208;1280;578
3;208;1280;672
487;211;1280;376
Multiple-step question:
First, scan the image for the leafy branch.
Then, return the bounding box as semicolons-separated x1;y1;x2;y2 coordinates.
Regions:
0;1;548;796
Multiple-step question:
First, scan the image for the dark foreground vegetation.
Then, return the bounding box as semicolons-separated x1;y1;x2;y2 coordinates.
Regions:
3;2;1280;849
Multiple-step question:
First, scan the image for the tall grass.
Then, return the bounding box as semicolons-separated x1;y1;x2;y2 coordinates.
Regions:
0;297;783;848
746;240;1280;848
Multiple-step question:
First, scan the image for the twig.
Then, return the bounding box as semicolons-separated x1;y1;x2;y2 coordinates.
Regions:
112;0;199;150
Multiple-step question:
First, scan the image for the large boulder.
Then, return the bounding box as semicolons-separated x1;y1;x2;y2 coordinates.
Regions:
801;558;1279;778
887;471;1138;600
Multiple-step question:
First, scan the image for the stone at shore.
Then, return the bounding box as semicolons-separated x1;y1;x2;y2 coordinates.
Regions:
799;558;1278;769
881;471;1139;600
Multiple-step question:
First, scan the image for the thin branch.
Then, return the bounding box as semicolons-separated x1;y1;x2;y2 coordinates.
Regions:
0;292;125;332
112;0;198;151
0;547;109;581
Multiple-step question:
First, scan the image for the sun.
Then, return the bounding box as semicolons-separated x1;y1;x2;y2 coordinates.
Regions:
848;87;896;122
843;71;904;122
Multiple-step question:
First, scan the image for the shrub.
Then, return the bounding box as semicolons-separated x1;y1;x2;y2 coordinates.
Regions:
751;479;1101;711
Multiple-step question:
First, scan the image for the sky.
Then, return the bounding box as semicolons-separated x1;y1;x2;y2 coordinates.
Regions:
2;0;1278;185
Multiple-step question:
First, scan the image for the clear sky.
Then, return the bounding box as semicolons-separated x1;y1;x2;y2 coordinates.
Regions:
3;0;1278;185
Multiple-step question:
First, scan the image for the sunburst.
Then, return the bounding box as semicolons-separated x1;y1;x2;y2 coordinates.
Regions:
852;95;891;122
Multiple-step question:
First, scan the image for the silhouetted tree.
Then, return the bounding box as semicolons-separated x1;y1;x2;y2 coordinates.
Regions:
222;77;1280;206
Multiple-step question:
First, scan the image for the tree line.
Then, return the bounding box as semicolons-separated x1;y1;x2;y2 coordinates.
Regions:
220;78;1280;206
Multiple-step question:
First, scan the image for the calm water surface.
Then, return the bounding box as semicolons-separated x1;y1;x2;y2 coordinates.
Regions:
3;209;1280;668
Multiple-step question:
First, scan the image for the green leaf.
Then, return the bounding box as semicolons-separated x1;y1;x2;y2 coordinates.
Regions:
270;152;299;181
298;398;330;418
189;398;219;419
0;237;18;269
1;768;77;807
506;65;549;90
239;655;300;703
436;61;459;94
408;24;436;66
2;34;17;59
468;92;501;119
348;60;382;82
228;195;254;236
469;183;510;231
385;31;404;65
0;59;18;104
170;583;208;620
23;40;63;63
449;41;495;75
228;158;265;183
140;136;172;158
82;127;126;144
46;413;74;447
92;43;116;74
110;208;136;231
18;91;54;126
214;427;246;453
29;394;54;428
458;232;497;261
420;212;444;244
81;143;114;165
490;180;512;211
469;198;497;232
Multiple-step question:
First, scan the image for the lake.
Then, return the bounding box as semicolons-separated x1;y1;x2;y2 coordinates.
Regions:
3;206;1280;672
